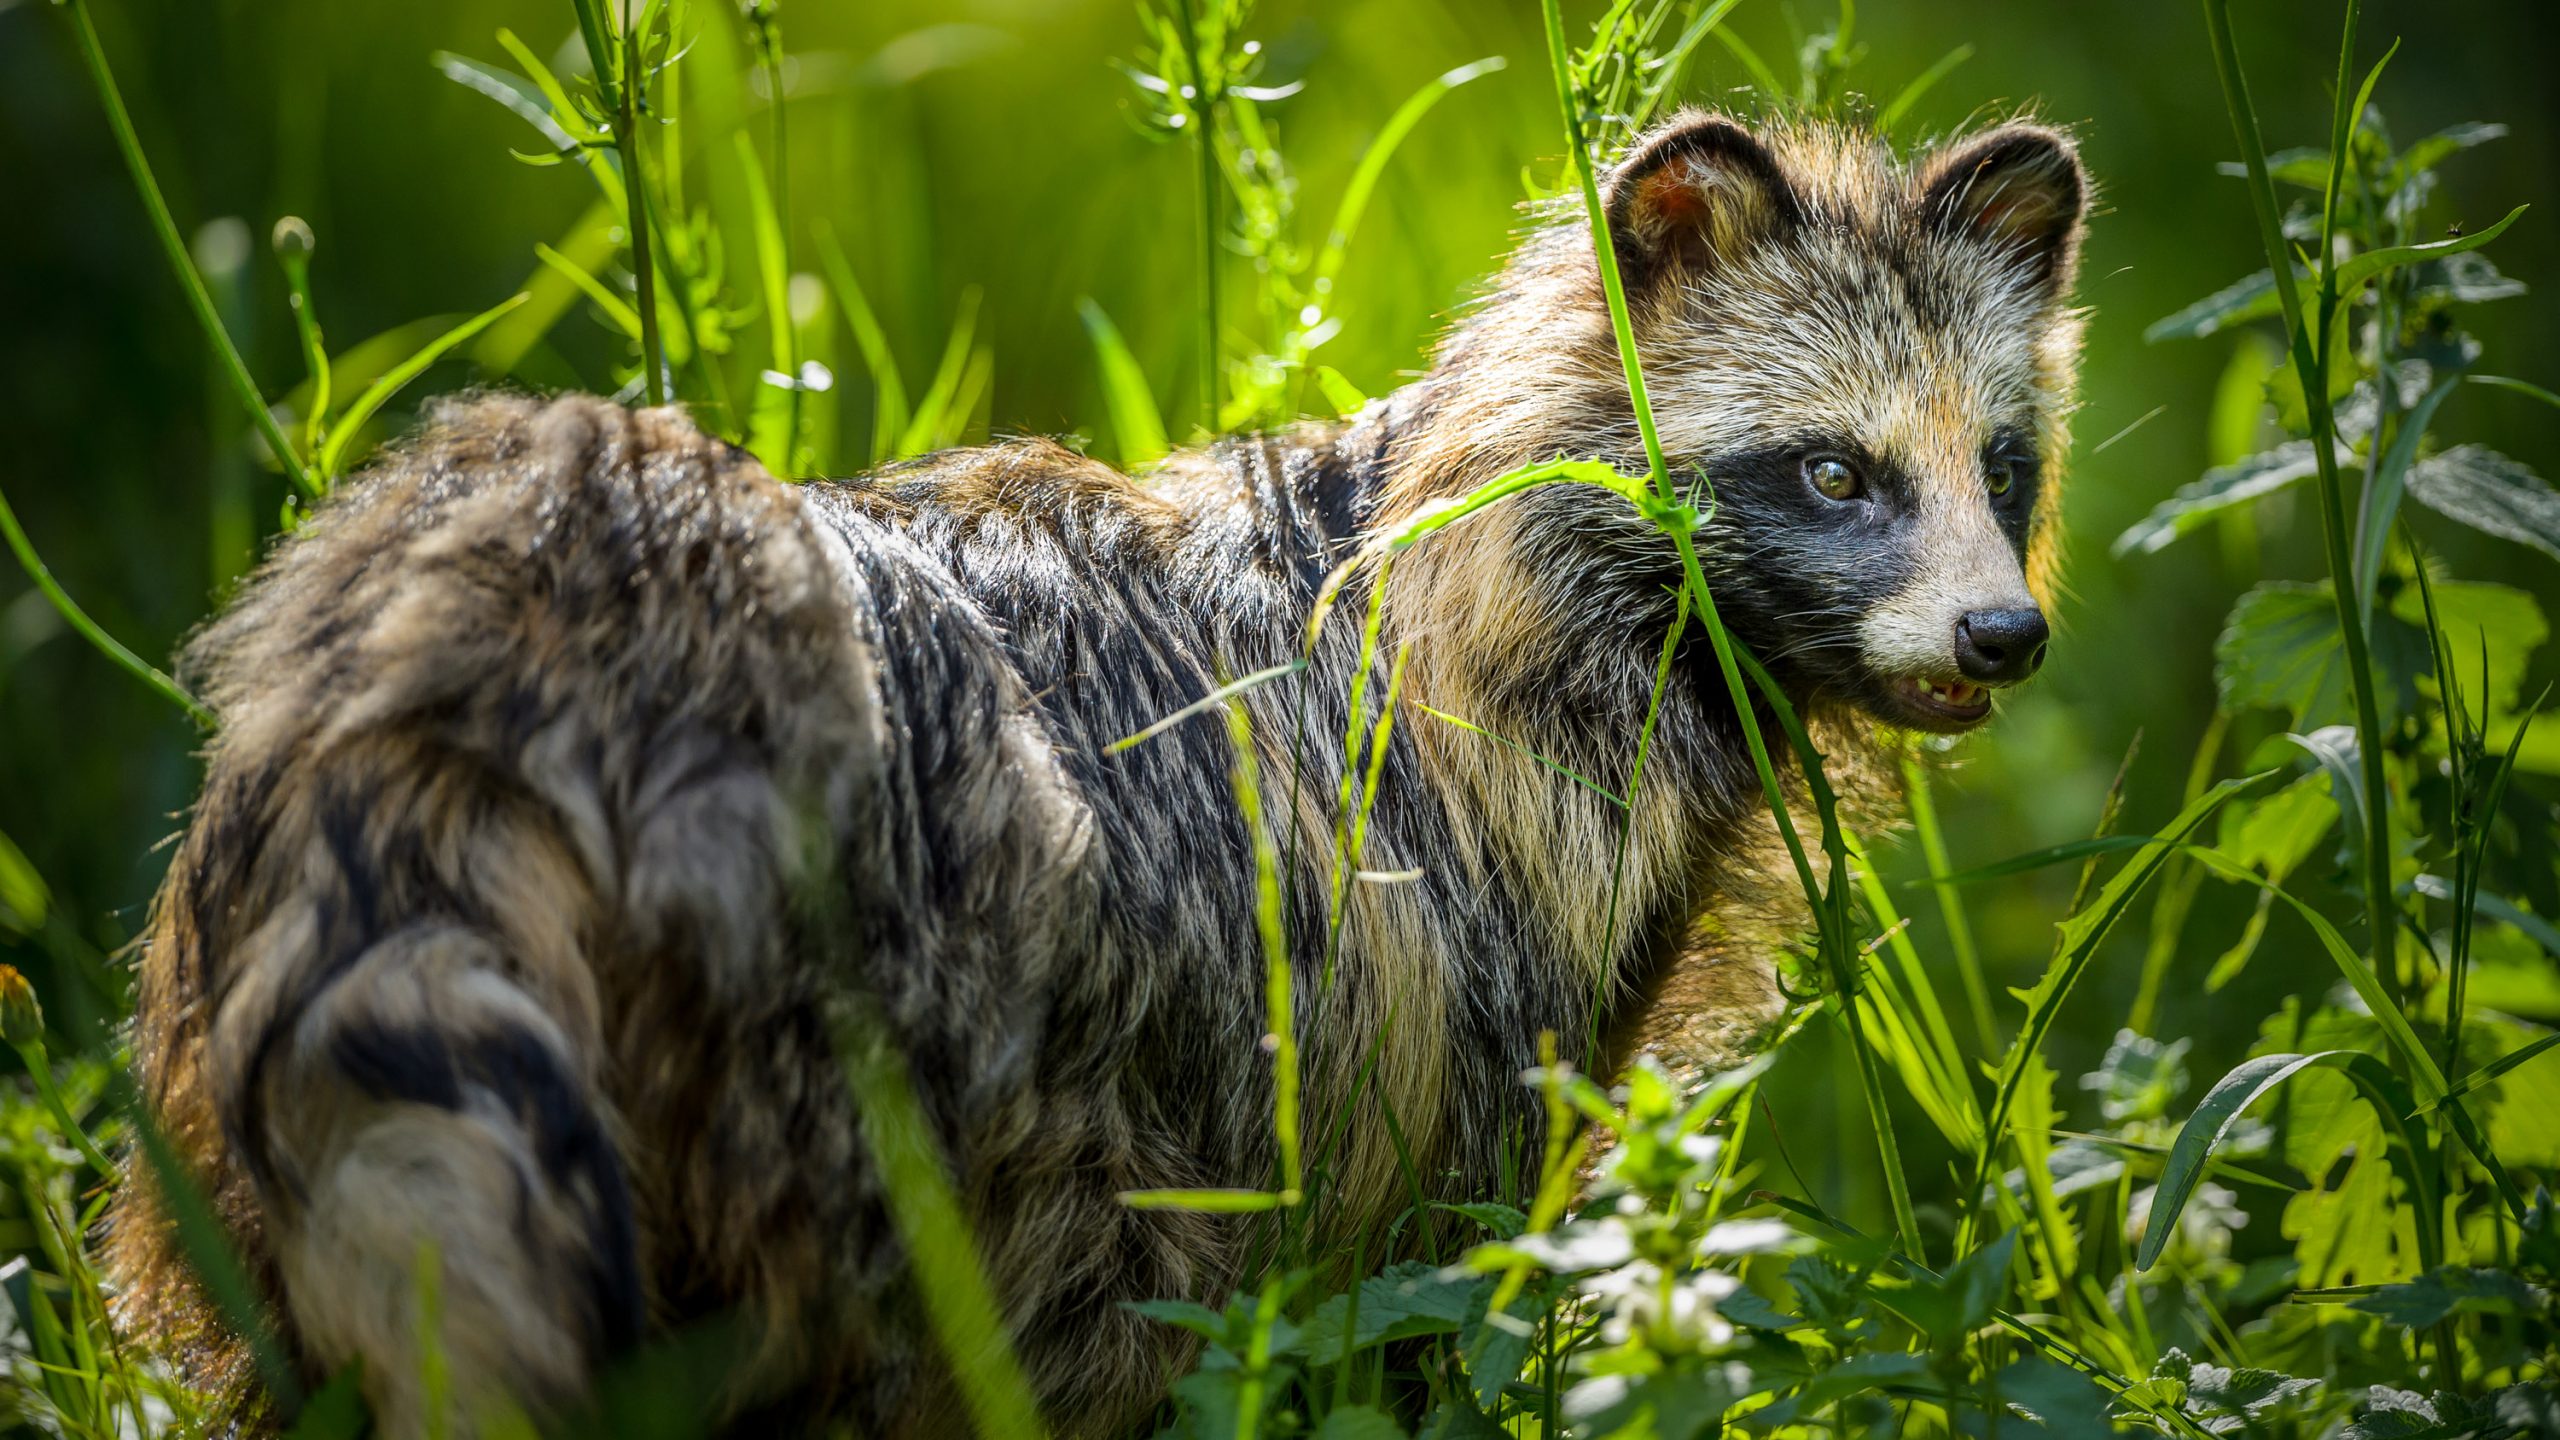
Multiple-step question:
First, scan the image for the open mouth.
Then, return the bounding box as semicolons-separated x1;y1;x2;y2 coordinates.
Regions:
1886;675;1994;729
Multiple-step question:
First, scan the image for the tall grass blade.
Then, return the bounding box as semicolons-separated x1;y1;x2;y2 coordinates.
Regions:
1078;299;1172;468
318;294;531;480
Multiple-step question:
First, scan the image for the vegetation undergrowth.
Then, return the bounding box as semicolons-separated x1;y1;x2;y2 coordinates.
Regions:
2;0;2556;1436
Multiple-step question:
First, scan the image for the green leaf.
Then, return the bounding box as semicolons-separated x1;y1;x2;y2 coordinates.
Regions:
2412;1031;2560;1116
2354;378;2460;620
1436;1201;1529;1239
897;287;984;460
2389;578;2545;718
812;222;911;468
2215;580;2426;729
2217;770;2338;880
2405;445;2560;563
1876;43;1973;134
0;827;48;934
1314;365;1370;418
2114;442;2333;557
2149;1348;2323;1425
2145;268;2286;343
2285;725;2367;838
1078;298;1170;468
1745;1351;1929;1429
1126;1298;1236;1342
1294;1261;1481;1356
280;1366;371;1440
1975;776;2270;1218
2413;250;2527;305
2137;1049;2413;1271
532;241;660;352
1311;57;1505;296
1879;1227;2016;1351
2394;121;2509;185
2333;204;2528;295
2349;1266;2540;1327
1315;1405;1411;1440
318;292;530;479
1995;1355;2115;1436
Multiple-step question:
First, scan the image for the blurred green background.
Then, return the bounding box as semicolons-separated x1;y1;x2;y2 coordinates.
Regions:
2;0;2557;1201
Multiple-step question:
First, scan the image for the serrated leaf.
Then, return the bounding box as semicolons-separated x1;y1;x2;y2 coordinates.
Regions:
2114;442;2334;557
1125;1298;1235;1342
2406;445;2560;563
2395;121;2509;183
1293;1260;1480;1356
1715;1286;1806;1332
2349;1266;2541;1327
1436;1202;1529;1239
1742;1352;1929;1431
2145;268;2287;343
2215;581;2428;728
2414;249;2527;304
2390;577;2545;718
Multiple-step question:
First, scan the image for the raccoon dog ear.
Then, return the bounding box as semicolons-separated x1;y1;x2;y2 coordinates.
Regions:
1918;123;2089;295
1603;113;1802;287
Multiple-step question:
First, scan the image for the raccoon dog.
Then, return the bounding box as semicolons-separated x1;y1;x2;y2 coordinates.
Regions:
112;111;2087;1436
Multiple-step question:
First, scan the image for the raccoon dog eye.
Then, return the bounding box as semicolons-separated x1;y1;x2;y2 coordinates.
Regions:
1986;457;2016;497
1805;455;1864;502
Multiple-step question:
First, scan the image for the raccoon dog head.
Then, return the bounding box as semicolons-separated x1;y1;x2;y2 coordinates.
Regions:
1598;112;2088;733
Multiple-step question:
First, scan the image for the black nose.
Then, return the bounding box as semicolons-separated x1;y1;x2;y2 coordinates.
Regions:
1953;608;2050;684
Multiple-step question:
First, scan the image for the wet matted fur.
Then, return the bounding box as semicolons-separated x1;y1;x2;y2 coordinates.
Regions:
111;111;2089;1437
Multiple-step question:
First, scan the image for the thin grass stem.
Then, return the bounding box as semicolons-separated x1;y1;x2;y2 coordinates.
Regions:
62;0;313;498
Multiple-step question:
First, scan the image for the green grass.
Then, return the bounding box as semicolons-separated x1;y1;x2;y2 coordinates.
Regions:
3;0;2559;1436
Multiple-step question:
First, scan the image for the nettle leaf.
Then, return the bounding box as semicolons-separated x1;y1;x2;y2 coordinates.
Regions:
2390;577;2546;718
2413;249;2528;305
2114;442;2336;557
2215;771;2338;880
2394;120;2509;184
2342;1386;2477;1440
1437;1202;1529;1239
1293;1260;1480;1356
1314;1405;1411;1440
2215;581;2427;729
1739;1352;1929;1432
1988;1356;2114;1436
2145;269;2286;343
2149;1347;2324;1434
2406;445;2560;563
2349;1265;2543;1327
1872;1231;2015;1354
1126;1298;1236;1342
1715;1286;1807;1333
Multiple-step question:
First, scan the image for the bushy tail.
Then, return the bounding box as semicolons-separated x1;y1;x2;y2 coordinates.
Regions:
110;395;879;1436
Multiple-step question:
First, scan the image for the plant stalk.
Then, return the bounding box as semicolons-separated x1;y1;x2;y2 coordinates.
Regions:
63;0;314;498
1537;0;1918;1259
617;11;667;407
2202;0;2398;1007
